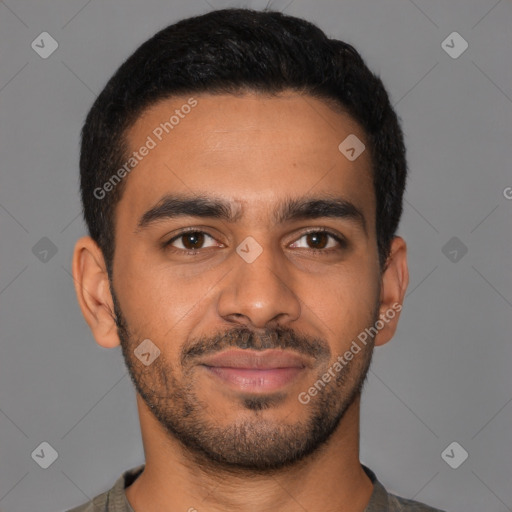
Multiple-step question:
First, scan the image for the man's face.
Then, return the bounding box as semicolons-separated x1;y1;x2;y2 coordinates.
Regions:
110;92;381;471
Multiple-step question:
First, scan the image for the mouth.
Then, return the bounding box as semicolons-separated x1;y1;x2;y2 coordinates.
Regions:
199;349;310;393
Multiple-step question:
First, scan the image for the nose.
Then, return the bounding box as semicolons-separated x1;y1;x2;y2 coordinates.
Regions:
217;240;301;330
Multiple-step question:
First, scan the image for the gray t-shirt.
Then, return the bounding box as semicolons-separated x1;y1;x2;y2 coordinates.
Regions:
66;464;446;511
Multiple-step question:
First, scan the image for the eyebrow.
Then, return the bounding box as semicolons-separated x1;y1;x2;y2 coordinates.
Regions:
135;193;367;235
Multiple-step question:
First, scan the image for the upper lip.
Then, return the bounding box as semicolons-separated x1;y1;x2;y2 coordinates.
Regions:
200;349;309;370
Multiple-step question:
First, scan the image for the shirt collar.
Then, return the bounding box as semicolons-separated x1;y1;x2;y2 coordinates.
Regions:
362;464;391;511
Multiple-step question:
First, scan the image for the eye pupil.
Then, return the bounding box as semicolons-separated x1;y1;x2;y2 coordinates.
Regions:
307;232;328;249
183;232;204;249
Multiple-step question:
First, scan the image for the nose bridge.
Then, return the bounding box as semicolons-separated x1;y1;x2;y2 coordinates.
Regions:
217;236;301;328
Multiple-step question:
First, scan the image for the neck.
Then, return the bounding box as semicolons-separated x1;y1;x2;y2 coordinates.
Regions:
126;394;374;512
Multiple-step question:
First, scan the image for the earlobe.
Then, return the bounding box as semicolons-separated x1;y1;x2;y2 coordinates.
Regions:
374;236;409;347
71;236;121;349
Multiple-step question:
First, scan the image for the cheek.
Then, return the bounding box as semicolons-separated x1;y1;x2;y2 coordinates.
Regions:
117;262;219;351
302;265;380;344
116;248;193;310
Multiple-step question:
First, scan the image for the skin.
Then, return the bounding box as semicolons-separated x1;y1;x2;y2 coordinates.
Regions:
72;91;408;512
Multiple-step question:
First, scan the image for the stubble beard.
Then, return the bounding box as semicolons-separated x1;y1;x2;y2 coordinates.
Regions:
110;283;378;475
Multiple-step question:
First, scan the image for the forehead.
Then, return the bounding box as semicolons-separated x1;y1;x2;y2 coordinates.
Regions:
118;91;375;229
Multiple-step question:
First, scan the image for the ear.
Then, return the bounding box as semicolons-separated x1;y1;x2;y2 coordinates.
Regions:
374;236;409;347
71;236;121;348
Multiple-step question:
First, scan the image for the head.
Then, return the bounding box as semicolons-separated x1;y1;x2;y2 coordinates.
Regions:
73;8;409;473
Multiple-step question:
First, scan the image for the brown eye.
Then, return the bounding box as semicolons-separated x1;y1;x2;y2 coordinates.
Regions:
290;230;345;252
306;232;329;249
164;231;219;252
180;232;205;250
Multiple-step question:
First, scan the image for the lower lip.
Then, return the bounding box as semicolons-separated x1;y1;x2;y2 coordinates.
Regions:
202;366;305;393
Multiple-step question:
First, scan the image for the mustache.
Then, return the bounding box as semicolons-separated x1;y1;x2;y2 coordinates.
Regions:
181;326;330;366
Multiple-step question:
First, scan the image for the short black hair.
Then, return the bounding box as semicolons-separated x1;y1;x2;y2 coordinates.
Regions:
79;7;407;276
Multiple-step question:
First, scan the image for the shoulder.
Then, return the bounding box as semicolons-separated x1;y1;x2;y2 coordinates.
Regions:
362;464;447;512
64;465;145;512
65;491;109;512
387;492;447;511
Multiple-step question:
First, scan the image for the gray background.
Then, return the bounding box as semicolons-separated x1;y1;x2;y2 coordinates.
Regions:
0;0;511;511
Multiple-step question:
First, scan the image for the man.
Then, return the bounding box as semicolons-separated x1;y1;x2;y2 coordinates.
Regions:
69;7;446;512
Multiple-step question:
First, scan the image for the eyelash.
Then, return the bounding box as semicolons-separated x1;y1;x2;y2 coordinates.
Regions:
161;227;347;256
